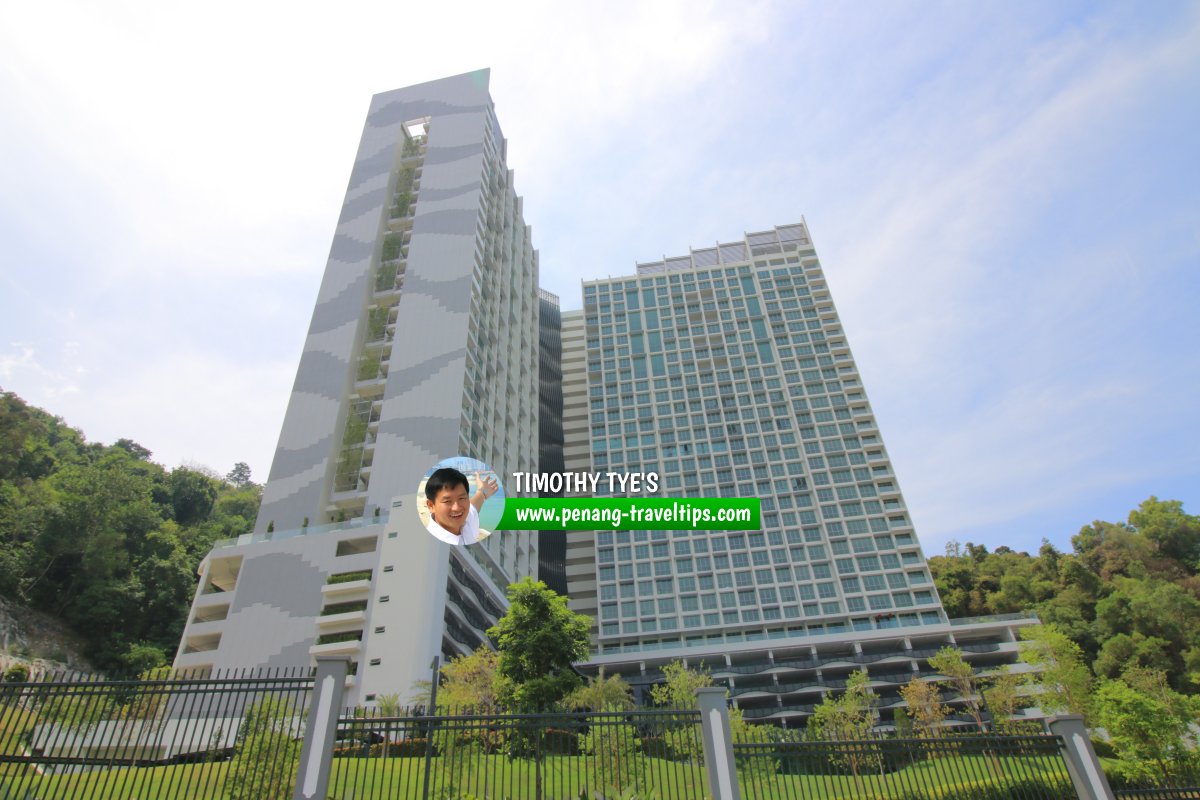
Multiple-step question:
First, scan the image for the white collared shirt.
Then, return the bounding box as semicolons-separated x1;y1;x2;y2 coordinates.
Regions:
426;505;482;546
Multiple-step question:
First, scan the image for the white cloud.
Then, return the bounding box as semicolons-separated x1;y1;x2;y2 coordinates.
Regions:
0;343;81;401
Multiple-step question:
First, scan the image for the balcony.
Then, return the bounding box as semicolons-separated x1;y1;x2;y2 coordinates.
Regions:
190;602;229;624
182;633;221;655
310;639;361;658
201;555;241;594
321;579;371;601
316;610;367;630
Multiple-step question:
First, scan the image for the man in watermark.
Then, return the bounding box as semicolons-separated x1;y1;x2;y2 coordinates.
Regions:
424;467;497;546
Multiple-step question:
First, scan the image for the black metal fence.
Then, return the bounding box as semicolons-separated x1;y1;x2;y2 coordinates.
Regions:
0;668;313;800
4;666;1200;800
732;729;1075;800
328;706;708;800
1111;756;1200;800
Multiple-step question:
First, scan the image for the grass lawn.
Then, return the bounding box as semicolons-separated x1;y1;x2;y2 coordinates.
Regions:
737;753;1073;800
0;747;1072;799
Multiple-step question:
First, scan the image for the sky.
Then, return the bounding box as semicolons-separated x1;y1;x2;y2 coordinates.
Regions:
1;0;1197;558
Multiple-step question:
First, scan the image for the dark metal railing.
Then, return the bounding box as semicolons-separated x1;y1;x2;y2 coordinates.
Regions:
732;729;1075;800
5;667;1197;800
1111;757;1200;800
327;706;706;800
0;667;313;799
714;642;1008;678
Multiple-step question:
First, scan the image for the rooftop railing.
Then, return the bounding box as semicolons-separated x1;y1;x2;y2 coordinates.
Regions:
213;513;388;550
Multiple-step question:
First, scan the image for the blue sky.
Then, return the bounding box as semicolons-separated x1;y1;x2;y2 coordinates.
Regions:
1;1;1196;558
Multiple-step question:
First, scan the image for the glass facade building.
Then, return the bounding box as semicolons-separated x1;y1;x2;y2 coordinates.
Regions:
564;223;1038;725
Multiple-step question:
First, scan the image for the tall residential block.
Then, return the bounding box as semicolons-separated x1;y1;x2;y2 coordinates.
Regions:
174;70;543;705
565;222;1039;726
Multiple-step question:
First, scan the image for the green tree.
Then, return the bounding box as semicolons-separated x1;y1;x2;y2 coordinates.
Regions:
1019;624;1093;721
0;391;271;672
983;667;1026;733
1093;671;1199;784
486;578;590;800
226;698;302;800
809;669;877;741
168;467;220;525
120;642;167;675
437;646;501;713
899;677;948;737
1093;576;1200;690
647;660;714;762
487;577;590;712
927;647;989;731
649;660;713;710
375;693;402;716
113;438;152;460
226;462;253;488
808;670;880;782
564;667;634;711
578;720;642;793
1129;496;1200;569
1093;633;1173;680
427;648;506;755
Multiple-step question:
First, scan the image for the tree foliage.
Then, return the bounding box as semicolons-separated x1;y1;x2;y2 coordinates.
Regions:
927;647;988;731
649;660;713;710
1019;624;1094;721
437;646;502;713
809;669;877;741
1093;671;1199;783
563;667;634;711
487;577;590;712
226;698;302;800
808;670;880;778
0;390;261;671
929;497;1200;694
899;677;948;737
646;661;712;763
226;461;253;488
982;667;1026;734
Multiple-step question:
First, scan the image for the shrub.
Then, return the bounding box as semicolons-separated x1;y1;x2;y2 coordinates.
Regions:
226;699;303;800
3;664;30;683
579;721;642;792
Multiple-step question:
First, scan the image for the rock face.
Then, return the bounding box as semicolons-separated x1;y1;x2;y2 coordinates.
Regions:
0;595;95;677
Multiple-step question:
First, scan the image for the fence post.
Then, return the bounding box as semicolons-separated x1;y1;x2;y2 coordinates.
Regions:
1046;714;1115;800
696;687;741;800
293;656;349;800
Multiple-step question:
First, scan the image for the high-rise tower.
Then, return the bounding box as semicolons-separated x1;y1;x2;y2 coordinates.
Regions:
175;70;543;705
562;223;1038;725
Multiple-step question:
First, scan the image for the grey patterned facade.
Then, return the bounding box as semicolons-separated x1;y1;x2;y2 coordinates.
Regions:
175;71;541;705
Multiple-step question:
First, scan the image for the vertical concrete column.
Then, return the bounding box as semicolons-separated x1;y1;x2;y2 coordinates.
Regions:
696;687;741;800
293;657;350;800
1046;715;1115;800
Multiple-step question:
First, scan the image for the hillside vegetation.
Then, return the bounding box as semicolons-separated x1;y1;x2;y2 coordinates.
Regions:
1;388;1197;699
0;390;260;673
929;497;1200;694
